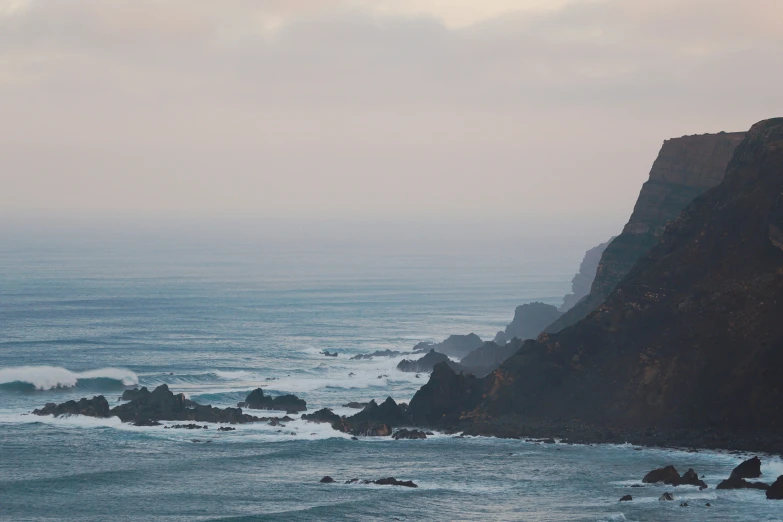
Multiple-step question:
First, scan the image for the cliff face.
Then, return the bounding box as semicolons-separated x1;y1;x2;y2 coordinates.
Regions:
559;239;612;313
409;119;783;445
494;302;562;344
546;131;746;333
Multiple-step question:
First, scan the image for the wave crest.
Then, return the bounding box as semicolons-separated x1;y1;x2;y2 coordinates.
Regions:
0;366;138;391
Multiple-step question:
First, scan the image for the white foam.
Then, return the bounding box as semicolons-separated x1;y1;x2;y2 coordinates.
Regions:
0;366;139;390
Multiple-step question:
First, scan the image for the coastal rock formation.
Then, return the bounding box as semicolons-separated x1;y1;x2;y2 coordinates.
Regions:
397;350;465;373
494;303;563;344
546;130;746;333
33;396;111;418
619;495;632;502
459;338;523;377
407;119;783;452
716;477;769;490
34;384;262;424
350;350;403;360
559;240;613;313
642;466;706;488
412;333;483;358
730;457;762;479
767;476;783;499
238;388;307;413
392;428;427;440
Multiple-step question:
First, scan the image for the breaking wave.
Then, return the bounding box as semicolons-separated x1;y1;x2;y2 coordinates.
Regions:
0;366;138;391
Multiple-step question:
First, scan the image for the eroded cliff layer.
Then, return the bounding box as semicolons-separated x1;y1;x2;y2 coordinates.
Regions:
546;131;746;333
409;119;783;448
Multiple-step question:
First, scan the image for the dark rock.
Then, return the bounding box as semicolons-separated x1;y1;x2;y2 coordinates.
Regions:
373;477;417;488
397;350;465;374
301;408;348;433
322;351;338;357
351;436;358;441
730;456;762;479
716;477;769;490
459;338;524;377
541;438;556;444
408;362;481;426
619;495;633;502
350;350;403;360
494;303;564;344
680;502;688;507
659;492;674;501
121;387;149;401
342;402;369;409
643;465;681;485
320;476;335;483
766;475;783;499
560;240;613;313
32;396;111;418
165;424;208;430
412;333;483;358
392;429;427;440
706;503;711;507
347;397;407;427
133;419;161;427
238;388;306;413
350;423;392;437
680;468;708;488
217;426;236;432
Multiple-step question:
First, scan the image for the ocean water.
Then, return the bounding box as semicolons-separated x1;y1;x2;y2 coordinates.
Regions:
1;225;781;521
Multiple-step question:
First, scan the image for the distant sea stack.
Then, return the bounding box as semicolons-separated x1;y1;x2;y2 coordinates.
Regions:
559;239;612;313
546;130;746;333
408;119;783;451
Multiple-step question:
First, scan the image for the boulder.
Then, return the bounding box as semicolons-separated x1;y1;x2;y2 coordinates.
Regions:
238;388;307;413
730;457;762;479
392;429;427;440
323;351;338;357
32;396;111;418
619;495;633;502
320;476;335;483
766;476;783;499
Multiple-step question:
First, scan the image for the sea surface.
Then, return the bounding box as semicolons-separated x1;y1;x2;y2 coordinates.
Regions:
1;224;781;521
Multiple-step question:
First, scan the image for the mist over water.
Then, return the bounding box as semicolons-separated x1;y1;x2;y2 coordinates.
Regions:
2;220;778;521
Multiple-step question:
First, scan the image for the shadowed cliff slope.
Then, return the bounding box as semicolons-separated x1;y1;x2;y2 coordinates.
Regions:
409;119;783;445
547;131;746;333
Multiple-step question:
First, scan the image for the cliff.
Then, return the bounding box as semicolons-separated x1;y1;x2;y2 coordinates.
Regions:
559;239;612;312
408;119;783;450
546;131;746;333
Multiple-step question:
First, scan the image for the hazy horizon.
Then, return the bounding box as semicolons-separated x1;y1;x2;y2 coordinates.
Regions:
2;0;781;224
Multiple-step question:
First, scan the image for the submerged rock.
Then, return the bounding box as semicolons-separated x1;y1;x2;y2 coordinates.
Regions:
32;396;111;418
217;426;236;432
619;495;632;502
165;424;208;430
322;351;338;357
238;388;307;413
373;477;418;488
659;492;674;501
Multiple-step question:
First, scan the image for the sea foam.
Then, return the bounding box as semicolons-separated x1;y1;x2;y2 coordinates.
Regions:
0;366;138;391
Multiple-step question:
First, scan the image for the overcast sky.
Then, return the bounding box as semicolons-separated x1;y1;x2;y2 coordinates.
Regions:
1;0;781;230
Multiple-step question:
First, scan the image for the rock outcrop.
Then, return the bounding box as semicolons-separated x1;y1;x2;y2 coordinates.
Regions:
407;119;783;452
459;338;523;377
392;428;427;440
730;457;762;479
546;130;746;333
767;476;783;499
397;350;464;373
642;466;706;488
238;388;307;413
412;333;483;358
559;240;613;313
494;303;563;344
35;384;262;424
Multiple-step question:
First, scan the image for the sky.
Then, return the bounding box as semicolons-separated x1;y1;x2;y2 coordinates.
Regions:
1;0;781;234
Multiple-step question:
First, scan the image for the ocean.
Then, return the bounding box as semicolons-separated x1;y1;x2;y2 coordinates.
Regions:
1;223;781;521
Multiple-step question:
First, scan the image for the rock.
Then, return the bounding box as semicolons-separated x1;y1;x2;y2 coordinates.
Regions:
217;426;236;431
659;493;674;501
680;502;689;507
619;495;633;502
346;397;407;430
730;456;762;479
320;476;335;483
706;503;711;507
412;333;483;358
350;350;403;360
165;424;208;430
133;419;162;426
559;240;613;313
766;476;783;499
643;465;681;485
716;477;769;490
680;468;708;488
397;350;465;373
238;388;307;413
392;429;427;440
342;402;369;409
373;477;417;488
541;438;556;444
459;338;524;377
301;408;347;432
350;423;391;437
121;387;149;401
494;303;564;344
351;436;358;441
323;351;338;357
32;396;111;418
